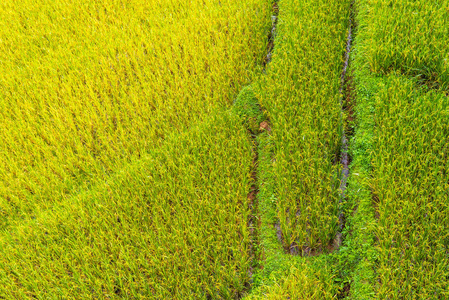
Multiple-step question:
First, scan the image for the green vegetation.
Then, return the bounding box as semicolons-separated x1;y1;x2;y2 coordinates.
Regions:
255;0;350;253
344;0;449;298
242;0;351;298
372;76;449;298
337;72;377;299
233;85;265;134
252;0;449;298
357;0;449;89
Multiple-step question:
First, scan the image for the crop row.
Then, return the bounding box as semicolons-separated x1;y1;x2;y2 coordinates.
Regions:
0;111;254;299
0;0;271;227
255;0;350;253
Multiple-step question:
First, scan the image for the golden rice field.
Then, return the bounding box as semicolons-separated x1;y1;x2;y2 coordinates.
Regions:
0;0;270;297
0;112;254;298
0;0;270;224
1;0;448;298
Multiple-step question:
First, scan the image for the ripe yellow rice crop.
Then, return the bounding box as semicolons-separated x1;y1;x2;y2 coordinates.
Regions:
0;111;254;298
0;0;271;225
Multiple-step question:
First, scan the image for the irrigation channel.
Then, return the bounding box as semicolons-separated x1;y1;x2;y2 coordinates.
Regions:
338;1;355;236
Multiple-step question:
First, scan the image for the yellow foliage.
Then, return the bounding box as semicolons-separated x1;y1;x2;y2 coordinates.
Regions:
0;0;271;222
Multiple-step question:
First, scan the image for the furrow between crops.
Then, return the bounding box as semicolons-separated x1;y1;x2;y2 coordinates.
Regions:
334;3;357;298
265;0;283;252
247;141;259;282
337;0;355;240
263;1;279;69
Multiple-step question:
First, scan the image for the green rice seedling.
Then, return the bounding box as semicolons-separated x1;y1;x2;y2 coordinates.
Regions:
255;0;350;253
0;0;271;226
233;85;265;134
0;110;254;299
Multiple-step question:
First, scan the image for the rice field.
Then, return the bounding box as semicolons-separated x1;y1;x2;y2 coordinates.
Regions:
0;0;270;297
1;0;448;298
247;263;337;299
0;0;270;226
357;0;449;88
0;111;254;298
372;76;449;298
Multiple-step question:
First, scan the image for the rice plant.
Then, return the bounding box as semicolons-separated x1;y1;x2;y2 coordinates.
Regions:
246;264;337;299
357;0;449;89
0;0;272;297
371;75;449;299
